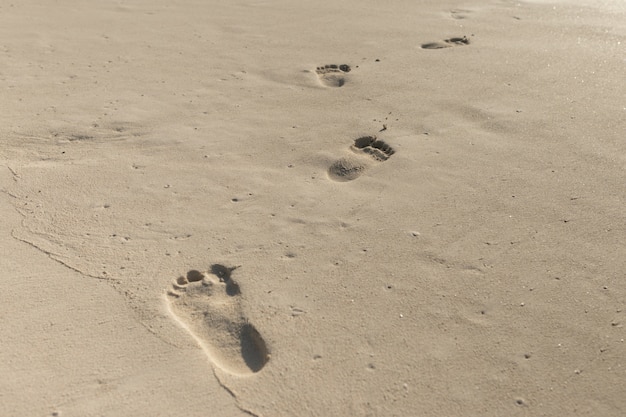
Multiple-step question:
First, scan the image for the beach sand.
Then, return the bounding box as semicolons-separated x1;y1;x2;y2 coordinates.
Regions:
1;0;625;415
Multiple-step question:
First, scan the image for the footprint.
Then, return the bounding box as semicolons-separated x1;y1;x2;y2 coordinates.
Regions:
327;136;395;182
315;64;351;87
166;265;270;375
450;9;471;20
352;135;395;161
421;36;470;49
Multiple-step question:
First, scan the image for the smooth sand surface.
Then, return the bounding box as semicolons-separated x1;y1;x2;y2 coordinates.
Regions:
1;0;625;416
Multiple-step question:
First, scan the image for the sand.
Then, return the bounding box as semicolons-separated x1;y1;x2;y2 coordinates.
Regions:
1;0;625;416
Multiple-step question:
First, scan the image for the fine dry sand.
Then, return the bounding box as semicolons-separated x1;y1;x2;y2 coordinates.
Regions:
1;0;625;416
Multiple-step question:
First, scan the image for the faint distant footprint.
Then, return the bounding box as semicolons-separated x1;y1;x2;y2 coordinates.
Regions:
421;36;470;49
315;64;351;87
328;136;395;182
166;265;270;375
450;9;472;20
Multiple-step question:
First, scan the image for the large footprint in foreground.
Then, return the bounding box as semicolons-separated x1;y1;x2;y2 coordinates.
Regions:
166;265;270;376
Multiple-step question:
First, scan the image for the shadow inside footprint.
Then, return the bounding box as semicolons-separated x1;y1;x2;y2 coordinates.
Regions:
241;323;270;372
315;64;351;87
187;270;204;282
421;36;470;49
210;264;240;295
166;265;269;375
